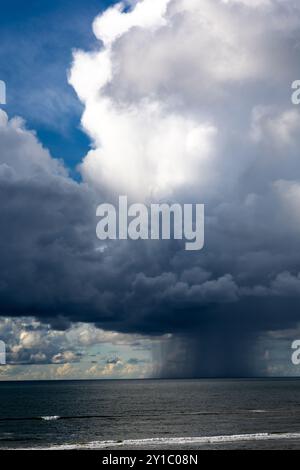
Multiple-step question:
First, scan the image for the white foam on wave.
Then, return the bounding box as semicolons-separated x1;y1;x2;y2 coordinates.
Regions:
41;416;60;421
250;410;267;414
22;432;300;450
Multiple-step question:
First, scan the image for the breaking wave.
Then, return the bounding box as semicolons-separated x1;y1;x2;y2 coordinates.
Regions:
16;432;300;450
41;416;60;421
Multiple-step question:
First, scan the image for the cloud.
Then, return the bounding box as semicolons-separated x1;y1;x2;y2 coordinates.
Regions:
86;356;151;378
67;0;300;375
69;0;222;199
93;0;171;46
2;0;300;376
68;0;300;205
56;363;76;378
0;317;153;367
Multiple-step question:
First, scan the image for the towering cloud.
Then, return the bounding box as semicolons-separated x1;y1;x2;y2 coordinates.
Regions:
1;0;300;376
69;0;300;201
67;0;300;375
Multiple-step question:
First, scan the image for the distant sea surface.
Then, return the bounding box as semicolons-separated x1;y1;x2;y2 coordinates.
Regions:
1;379;300;450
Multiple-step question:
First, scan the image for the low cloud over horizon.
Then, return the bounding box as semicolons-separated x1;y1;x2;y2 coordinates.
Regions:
1;0;300;379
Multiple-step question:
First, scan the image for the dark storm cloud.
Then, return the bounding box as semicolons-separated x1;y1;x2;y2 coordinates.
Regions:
1;109;300;377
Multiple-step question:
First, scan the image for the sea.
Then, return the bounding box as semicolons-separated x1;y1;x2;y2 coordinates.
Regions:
0;379;300;450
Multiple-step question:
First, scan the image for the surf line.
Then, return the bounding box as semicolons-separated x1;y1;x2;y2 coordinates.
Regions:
24;432;300;450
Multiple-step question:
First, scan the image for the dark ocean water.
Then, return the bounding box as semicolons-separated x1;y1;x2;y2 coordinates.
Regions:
0;379;300;450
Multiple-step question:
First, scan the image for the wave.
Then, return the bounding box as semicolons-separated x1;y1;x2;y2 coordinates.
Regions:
0;415;116;422
250;410;267;413
0;409;290;423
15;432;300;450
41;416;60;421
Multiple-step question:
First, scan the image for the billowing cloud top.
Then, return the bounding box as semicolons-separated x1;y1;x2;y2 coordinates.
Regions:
69;0;300;201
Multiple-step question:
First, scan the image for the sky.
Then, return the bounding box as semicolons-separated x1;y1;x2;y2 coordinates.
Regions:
1;0;300;380
0;0;119;169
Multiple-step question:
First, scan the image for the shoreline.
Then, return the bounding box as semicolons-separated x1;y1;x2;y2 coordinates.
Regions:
6;432;300;451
